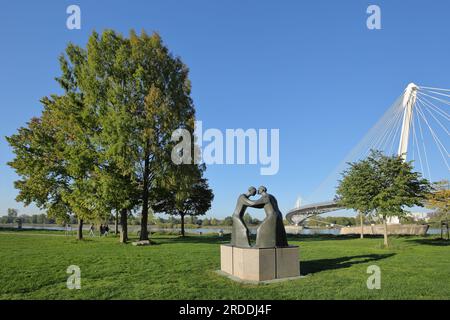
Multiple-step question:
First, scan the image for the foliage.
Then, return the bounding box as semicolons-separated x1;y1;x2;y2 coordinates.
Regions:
81;30;198;240
7;29;203;241
0;209;19;224
222;216;233;226
426;180;450;221
6;40;105;237
336;158;378;214
243;212;261;225
336;150;431;246
305;216;356;227
152;164;214;236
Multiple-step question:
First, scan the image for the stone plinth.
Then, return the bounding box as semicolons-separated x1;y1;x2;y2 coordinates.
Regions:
220;245;300;282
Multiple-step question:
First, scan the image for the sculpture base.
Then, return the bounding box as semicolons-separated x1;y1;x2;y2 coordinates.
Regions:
220;245;300;282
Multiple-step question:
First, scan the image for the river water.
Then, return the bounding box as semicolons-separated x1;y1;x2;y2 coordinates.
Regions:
1;224;442;235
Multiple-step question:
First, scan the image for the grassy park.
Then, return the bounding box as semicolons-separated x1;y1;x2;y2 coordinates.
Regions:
1;229;449;300
1;4;449;305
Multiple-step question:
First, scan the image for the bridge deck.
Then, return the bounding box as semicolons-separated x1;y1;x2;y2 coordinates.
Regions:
286;200;341;225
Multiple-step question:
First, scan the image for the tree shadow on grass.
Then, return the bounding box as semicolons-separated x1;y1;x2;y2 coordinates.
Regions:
286;234;384;242
147;233;387;245
151;234;227;245
301;253;395;275
406;238;450;247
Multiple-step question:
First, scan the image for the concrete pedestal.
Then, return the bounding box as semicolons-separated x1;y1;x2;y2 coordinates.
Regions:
220;245;300;282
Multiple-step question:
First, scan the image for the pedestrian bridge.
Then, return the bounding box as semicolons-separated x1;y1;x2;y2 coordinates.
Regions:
286;201;340;225
287;84;449;225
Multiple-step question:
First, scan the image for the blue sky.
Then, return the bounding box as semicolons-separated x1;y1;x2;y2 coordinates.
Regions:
0;0;449;219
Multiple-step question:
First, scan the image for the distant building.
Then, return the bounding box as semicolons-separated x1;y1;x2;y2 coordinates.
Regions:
383;212;429;225
386;216;400;225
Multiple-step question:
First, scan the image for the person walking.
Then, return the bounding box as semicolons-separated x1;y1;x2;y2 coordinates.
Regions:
89;224;95;237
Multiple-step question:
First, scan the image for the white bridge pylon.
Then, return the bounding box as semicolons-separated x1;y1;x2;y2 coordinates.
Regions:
287;83;450;225
398;83;419;160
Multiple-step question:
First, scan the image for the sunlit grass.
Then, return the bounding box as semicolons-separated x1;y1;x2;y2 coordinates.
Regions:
0;229;448;299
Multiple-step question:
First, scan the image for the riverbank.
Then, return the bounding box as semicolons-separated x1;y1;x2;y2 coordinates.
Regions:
0;223;443;236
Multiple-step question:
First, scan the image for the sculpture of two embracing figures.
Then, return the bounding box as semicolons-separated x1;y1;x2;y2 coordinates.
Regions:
231;186;288;248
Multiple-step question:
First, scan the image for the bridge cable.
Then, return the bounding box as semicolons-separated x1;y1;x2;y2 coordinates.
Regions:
421;89;450;99
367;99;404;155
420;98;450;136
419;95;450;135
414;98;432;179
416;102;449;156
372;100;404;154
389;107;404;155
418;91;450;107
307;94;404;201
420;86;450;92
415;102;450;171
382;104;405;154
417;95;450;121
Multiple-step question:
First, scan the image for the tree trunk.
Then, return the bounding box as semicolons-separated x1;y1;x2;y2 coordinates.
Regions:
115;210;119;235
181;213;185;237
140;152;150;241
77;219;83;240
120;208;128;243
360;212;364;239
383;217;389;247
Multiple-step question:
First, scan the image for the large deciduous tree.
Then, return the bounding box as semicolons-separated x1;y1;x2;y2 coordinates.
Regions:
6;45;102;239
8;29;199;242
79;30;196;241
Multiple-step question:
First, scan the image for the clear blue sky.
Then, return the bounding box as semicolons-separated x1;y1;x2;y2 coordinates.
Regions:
0;0;449;219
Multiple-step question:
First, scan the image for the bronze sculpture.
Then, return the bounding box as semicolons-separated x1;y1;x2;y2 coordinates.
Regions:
230;186;288;248
230;186;257;247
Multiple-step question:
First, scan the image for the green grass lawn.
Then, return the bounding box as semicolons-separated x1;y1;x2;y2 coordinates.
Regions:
0;229;449;299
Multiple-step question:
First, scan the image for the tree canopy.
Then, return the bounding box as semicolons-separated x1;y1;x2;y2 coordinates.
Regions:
152;164;213;236
426;180;450;221
7;29;211;241
336;150;431;246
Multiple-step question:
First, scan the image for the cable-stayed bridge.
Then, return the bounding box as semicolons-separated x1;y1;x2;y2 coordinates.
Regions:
287;83;449;225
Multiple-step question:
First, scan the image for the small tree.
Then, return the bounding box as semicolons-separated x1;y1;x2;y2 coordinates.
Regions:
337;151;431;247
6;209;18;224
336;159;377;239
252;217;261;225
222;216;233;226
152;164;213;237
374;152;430;246
243;213;253;226
202;218;211;226
426;180;450;222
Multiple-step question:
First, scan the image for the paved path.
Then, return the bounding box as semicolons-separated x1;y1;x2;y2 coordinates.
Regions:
0;232;68;237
